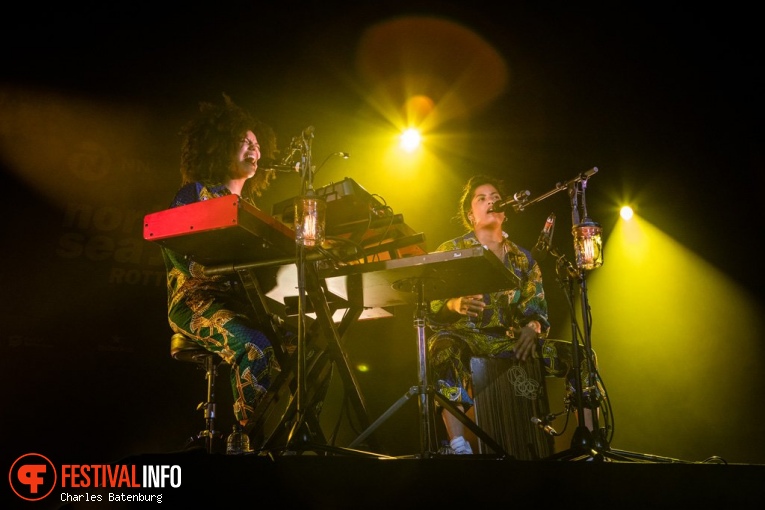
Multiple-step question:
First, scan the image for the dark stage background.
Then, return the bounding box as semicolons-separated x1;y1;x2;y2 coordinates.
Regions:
2;3;763;506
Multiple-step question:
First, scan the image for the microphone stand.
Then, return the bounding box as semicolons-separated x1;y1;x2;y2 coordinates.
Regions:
287;127;319;450
521;170;696;464
561;177;602;456
518;169;613;460
280;129;382;458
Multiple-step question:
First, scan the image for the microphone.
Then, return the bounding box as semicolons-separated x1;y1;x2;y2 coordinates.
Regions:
256;157;300;172
488;190;531;213
260;126;315;171
258;128;310;172
531;213;556;261
531;416;558;436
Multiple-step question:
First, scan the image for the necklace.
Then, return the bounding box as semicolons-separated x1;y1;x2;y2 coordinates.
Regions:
483;240;506;261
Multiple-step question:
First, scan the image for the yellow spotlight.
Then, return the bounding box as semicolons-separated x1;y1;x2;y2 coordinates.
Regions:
586;213;763;460
399;128;422;153
620;205;634;220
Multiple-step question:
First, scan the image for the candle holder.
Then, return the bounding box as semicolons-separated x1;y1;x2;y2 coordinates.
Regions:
294;195;326;248
573;219;603;270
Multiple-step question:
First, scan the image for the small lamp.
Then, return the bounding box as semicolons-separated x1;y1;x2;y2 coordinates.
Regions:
294;194;326;248
572;219;603;270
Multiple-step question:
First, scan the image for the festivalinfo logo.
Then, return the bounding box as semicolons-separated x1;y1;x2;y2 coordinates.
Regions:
8;452;180;504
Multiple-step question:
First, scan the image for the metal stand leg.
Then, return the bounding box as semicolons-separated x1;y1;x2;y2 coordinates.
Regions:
182;354;220;454
242;258;385;458
201;355;217;453
413;286;437;455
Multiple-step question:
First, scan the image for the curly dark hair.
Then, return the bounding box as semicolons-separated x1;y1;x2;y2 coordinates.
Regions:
457;174;508;230
179;94;277;201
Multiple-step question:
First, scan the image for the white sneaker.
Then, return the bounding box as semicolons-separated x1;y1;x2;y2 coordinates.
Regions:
449;436;473;455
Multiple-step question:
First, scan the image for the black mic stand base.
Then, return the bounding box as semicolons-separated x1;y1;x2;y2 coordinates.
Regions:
544;427;698;463
545;447;700;463
258;405;393;459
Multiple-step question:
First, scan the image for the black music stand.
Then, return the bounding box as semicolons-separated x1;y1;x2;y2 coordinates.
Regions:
335;247;520;457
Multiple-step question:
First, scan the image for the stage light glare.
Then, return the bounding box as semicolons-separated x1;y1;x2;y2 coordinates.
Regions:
620;206;634;221
399;128;422;153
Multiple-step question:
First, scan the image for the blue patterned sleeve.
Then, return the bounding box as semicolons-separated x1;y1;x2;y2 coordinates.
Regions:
426;237;469;327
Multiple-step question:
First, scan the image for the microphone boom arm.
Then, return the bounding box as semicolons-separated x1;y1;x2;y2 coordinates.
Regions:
489;190;531;213
519;167;598;211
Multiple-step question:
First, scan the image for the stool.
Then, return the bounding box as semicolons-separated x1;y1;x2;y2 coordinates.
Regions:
170;333;221;453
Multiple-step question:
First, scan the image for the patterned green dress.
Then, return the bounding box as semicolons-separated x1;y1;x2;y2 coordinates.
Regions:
426;231;579;411
163;182;280;424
